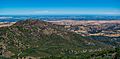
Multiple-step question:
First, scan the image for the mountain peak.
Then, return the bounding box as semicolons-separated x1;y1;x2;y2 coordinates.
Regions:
0;19;114;59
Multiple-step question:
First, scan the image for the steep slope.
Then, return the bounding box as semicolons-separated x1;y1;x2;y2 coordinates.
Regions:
0;20;112;59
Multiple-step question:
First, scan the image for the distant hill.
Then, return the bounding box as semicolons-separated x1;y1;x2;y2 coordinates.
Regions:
0;19;119;59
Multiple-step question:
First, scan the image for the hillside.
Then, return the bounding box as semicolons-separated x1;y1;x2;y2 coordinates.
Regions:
0;19;119;59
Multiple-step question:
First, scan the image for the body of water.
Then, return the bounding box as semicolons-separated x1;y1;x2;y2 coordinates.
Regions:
0;15;120;22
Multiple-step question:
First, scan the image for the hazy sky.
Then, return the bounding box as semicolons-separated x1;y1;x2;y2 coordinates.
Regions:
0;0;120;15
